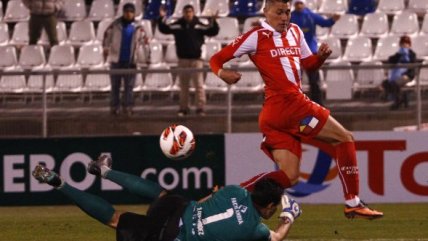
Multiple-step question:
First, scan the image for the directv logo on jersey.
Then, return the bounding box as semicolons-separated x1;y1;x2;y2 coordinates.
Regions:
270;47;301;58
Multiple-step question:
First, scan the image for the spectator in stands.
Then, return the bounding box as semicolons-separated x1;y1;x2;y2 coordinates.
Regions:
384;35;416;110
290;0;340;106
103;3;148;116
23;0;64;46
158;5;219;117
347;0;376;16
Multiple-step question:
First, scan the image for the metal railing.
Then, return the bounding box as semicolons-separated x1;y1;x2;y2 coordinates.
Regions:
0;62;426;137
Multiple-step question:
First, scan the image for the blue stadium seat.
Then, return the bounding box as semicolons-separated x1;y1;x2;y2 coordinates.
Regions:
143;0;174;20
230;0;258;17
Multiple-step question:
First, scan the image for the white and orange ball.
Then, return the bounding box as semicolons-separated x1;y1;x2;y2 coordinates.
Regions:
159;124;195;160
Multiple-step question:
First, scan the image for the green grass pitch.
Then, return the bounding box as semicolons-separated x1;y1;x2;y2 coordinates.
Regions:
1;203;427;241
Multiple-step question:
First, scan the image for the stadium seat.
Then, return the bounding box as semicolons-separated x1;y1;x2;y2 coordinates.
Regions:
230;0;258;17
172;0;201;18
148;41;164;64
3;0;30;22
390;11;419;37
202;40;222;62
360;12;389;38
77;44;105;69
242;16;265;33
48;45;83;96
0;46;26;95
59;0;87;21
10;21;29;46
377;0;405;15
316;25;330;39
164;42;178;66
68;21;96;47
231;61;263;93
330;14;358;39
135;44;149;67
204;70;229;93
87;0;115;21
319;37;342;61
143;0;174;19
305;0;321;12
38;21;67;45
407;0;428;15
143;63;173;92
26;71;55;97
325;60;354;100
354;61;385;92
342;36;372;62
0;23;9;46
19;45;46;69
373;35;400;61
318;0;347;14
201;0;230;17
96;18;114;43
141;19;154;40
411;35;428;59
421;13;428;35
212;17;240;45
153;22;175;46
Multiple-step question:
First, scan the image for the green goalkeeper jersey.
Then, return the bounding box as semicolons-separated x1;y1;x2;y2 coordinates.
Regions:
176;185;271;241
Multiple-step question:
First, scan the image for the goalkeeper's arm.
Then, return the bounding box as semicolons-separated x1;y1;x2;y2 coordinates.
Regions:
269;195;302;241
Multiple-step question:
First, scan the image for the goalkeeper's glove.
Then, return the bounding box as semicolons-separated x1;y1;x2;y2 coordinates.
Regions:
279;195;302;223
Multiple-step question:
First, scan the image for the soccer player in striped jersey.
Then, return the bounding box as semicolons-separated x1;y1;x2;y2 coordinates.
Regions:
210;0;383;220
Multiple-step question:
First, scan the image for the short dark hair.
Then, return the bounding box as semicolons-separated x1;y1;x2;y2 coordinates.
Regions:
183;4;194;11
399;35;411;45
251;178;283;207
265;0;291;6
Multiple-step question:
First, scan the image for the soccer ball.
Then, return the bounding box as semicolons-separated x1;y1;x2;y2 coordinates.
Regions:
159;124;195;160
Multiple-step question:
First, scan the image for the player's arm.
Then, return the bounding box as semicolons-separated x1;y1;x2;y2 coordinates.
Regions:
210;29;259;84
269;219;293;241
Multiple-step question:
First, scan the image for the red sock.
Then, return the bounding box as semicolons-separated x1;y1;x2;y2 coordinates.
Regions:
240;170;292;191
335;142;359;200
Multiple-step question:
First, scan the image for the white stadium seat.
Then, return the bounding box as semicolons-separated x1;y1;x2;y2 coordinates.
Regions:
88;0;115;21
202;40;222;62
68;21;96;47
407;0;428;15
318;0;347;14
330;14;358;39
164;42;178;66
59;0;87;21
390;11;419;37
201;0;229;17
143;63;173;92
10;21;29;46
3;0;30;22
320;37;342;61
232;61;263;93
373;35;400;61
316;25;330;39
0;46;26;95
411;35;428;59
172;0;201;18
377;0;405;15
19;45;46;69
242;16;265;33
342;36;372;62
360;12;389;38
77;44;105;68
96;18;114;42
153;23;175;46
141;19;154;40
212;17;240;44
148;41;164;64
325;60;354;100
354;61;385;92
418;59;428;87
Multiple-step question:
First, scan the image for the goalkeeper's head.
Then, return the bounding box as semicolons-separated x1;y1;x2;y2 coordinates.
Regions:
251;178;284;219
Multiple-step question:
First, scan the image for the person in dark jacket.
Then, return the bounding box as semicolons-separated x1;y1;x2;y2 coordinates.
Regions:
385;35;416;110
290;0;339;105
158;4;219;116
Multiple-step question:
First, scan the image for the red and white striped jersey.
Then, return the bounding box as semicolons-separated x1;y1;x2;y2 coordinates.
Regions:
210;21;324;99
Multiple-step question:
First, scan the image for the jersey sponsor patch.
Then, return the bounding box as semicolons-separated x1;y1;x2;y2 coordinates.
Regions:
299;116;319;135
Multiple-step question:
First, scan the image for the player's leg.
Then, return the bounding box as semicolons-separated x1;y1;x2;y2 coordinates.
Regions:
316;115;383;219
88;154;166;200
32;164;121;228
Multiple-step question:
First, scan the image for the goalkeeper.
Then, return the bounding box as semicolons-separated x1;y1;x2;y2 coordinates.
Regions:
32;154;302;241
